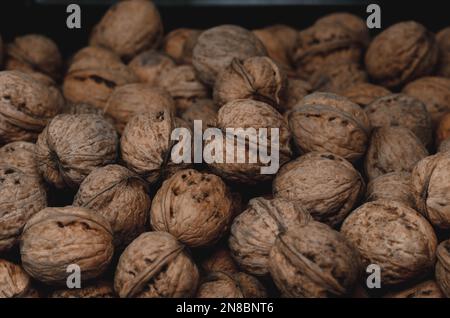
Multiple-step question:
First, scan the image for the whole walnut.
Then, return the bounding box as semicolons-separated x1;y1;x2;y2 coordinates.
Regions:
273;152;364;227
150;169;233;248
104;83;175;133
436;112;450;146
411;151;450;229
36;114;118;189
365;94;432;147
366;172;415;208
20;206;114;285
90;0;163;60
342;82;391;108
63;102;115;126
288;92;370;162
192;25;267;86
282;78;312;112
51;281;115;298
201;248;238;274
213;56;287;111
439;137;450;153
128;50;176;85
114;231;199;298
229;197;311;276
436;27;450;77
364;126;428;180
436;239;450;297
0;70;64;144
365;21;438;88
384;280;445;298
74;164;150;249
0;141;39;177
341;200;437;286
196;272;267;298
0;259;37;298
180;98;218;131
163;28;201;64
5;34;62;80
269;221;361;298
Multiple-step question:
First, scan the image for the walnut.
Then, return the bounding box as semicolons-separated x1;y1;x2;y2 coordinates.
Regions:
288;92;370;162
273;152;364;227
384;280;445;298
114;231;199;298
342;82;391;108
436;239;450;297
35;114;119;189
192;25;267;86
63;102;115;126
150;169;233;247
229;197;311;276
269;221;361;298
0;259;36;298
0;70;64;144
439;137;450;153
365;94;432;147
366;172;415;208
180;98;218;131
341;200;437;286
201;248;238;274
436;112;450;146
0;141;39;177
364;126;428;180
128;50;175;85
282;78;312;112
197;271;267;298
74;164;150;249
163;28;201;64
51;281;115;298
365;21;438;88
436;27;450;77
20;206;114;285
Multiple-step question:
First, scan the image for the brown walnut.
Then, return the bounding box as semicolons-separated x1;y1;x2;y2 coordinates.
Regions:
342;82;391;108
282;78;312;112
0;141;39;177
163;28;201;64
439;137;450;153
366;172;415;208
436;27;450;77
0;259;37;298
180;98;218;131
201;248;238;274
436;112;450;146
384;280;445;298
309;62;367;94
436;239;450;297
51;281;115;298
128;50;176;85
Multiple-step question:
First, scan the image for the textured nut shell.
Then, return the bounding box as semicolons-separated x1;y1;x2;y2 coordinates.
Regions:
163;28;201;64
180;98;218;130
192;25;267;86
20;206;114;285
74;164;150;248
128;50;175;85
436;113;450;146
436;240;450;297
342;82;391;108
201;248;238;274
439;137;450;153
341;200;437;285
229;197;311;276
63;102;115;126
273;152;365;227
366;172;415;208
269;221;361;298
51;281;115;298
114;231;199;298
385;280;444;298
36;114;118;189
0;141;38;177
282;78;312;112
0;259;33;298
365;21;438;88
309;62;367;94
150;169;233;247
436;27;450;77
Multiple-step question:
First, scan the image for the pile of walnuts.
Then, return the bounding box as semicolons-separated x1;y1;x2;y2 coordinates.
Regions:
1;0;450;298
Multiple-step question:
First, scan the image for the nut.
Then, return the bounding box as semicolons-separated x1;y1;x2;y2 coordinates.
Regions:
51;281;115;298
0;141;39;177
163;28;201;64
366;172;415;208
63;102;115;126
436;27;450;77
128;50;176;85
201;248;238;274
0;259;36;298
436;239;450;297
384;280;445;298
439;137;450;153
436;112;450;146
342;82;391;108
282;78;312;112
180;98;218;131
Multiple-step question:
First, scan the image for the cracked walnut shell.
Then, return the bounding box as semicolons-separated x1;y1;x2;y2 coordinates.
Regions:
436;239;450;297
0;259;37;298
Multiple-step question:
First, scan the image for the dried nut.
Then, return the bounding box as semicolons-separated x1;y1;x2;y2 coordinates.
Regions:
201;248;238;274
0;165;46;253
197;271;267;298
63;46;137;109
436;113;450;146
436;27;450;77
213;57;287;111
180;98;218;130
436;239;450;297
229;197;311;276
439;137;450;153
128;50;176;85
20;206;114;285
288;92;370;162
342;82;391;108
269;221;361;298
0;259;35;298
341;200;437;286
366;172;415;208
364;126;428;180
0;70;64;144
192;25;267;86
0;141;39;177
365;21;438;88
63;102;115;126
74;164;151;249
384;280;445;298
114;231;199;298
309;62;367;94
282;78;312;112
104;83;175;133
5;34;62;80
411;151;450;229
89;0;163;60
51;281;115;298
36;114;119;189
273;152;364;227
163;28;201;64
150;169;233;248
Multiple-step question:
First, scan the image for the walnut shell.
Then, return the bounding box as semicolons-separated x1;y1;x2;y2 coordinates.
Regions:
341;200;437;286
150;169;233;247
365;21;438;88
436;112;450;146
0;70;64;144
114;231;199;298
436;239;450;297
273;152;364;227
163;28;201;65
229;197;311;276
192;25;267;86
51;281;115;298
62;102;115;126
0;141;38;177
342;82;391;108
128;50;176;85
282;78;312;112
74;164;150;249
366;172;415;208
309;62;367;94
269;221;361;298
364;126;428;180
384;280;444;298
288;92;370;162
20;206;114;285
436;27;450;77
201;248;238;274
439;137;450;153
36;114;119;189
180;98;218;131
0;259;35;298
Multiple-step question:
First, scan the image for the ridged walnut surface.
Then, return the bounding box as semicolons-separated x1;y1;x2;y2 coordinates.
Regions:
436;240;450;297
128;50;175;85
342;82;391;108
0;259;35;298
366;172;415;208
201;248;238;274
0;141;39;177
51;281;115;298
436;113;450;146
384;280;444;298
163;28;201;65
309;62;367;94
180;98;218;131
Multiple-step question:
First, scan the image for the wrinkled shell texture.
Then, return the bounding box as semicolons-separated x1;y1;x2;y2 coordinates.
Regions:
20;206;114;285
366;172;415;208
229;197;311;276
201;248;238;274
385;280;445;298
196;272;267;298
74;164;150;248
163;28;201;64
269;221;361;298
180;98;217;130
436;240;450;297
365;126;428;180
35;114;118;189
436;27;450;77
150;169;233;247
192;25;267;86
253;25;296;68
288;92;370;162
0;259;33;298
342;82;391;108
0;141;39;177
365;21;438;88
114;231;199;298
341;200;437;285
283;78;312;112
51;281;115;298
436;113;450;146
439;137;450;153
273;152;364;227
128;50;175;85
